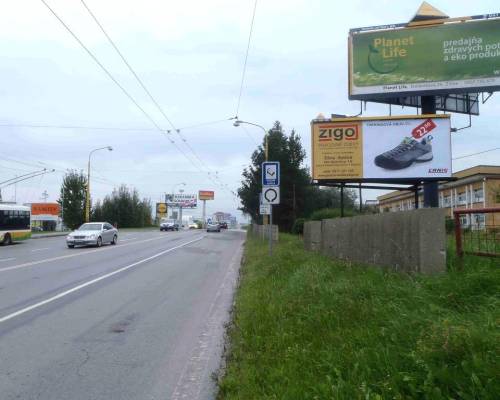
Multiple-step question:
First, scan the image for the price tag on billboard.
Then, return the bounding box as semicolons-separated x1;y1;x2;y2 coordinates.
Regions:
412;118;436;139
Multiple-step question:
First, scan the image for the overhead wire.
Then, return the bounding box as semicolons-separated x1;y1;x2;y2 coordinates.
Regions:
79;0;227;186
235;0;258;118
452;147;499;160
39;0;201;173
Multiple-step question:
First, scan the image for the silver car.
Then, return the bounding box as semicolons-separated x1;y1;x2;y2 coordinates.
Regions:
206;222;221;233
66;222;118;248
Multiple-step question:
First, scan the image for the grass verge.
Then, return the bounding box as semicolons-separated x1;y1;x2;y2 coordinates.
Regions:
218;234;499;399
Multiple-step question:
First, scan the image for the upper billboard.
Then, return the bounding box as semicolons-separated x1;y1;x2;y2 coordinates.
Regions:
31;203;60;216
311;115;451;182
349;17;500;99
198;190;215;201
165;193;197;208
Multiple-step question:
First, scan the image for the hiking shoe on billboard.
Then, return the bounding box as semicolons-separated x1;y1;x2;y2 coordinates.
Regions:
374;137;433;170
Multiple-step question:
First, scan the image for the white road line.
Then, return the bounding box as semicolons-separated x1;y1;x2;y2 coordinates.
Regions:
0;236;205;324
120;237;137;242
0;258;16;263
31;248;50;253
0;232;199;273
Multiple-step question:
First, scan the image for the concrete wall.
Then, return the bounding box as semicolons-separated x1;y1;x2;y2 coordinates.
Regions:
304;208;446;274
251;224;279;242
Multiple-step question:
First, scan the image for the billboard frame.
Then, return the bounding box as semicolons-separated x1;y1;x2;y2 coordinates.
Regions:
348;13;500;101
311;114;454;185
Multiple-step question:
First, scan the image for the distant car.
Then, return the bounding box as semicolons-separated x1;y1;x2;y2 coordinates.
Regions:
206;223;221;233
219;222;228;229
160;220;179;231
188;223;198;229
66;222;118;248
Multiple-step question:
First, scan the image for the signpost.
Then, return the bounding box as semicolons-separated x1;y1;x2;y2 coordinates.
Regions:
262;162;280;256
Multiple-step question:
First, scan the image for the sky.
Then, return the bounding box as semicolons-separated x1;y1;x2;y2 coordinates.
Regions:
0;0;499;221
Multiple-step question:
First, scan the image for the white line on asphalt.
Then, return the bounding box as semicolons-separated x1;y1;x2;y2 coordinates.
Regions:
0;233;197;273
31;248;50;253
0;258;16;263
120;237;137;242
0;236;205;324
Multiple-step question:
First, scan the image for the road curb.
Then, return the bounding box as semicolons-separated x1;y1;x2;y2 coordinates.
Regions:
31;233;68;239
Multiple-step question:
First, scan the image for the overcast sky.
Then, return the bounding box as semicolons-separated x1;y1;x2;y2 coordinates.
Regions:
1;0;499;221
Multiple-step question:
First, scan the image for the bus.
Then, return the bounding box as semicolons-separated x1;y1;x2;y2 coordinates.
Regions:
0;204;31;245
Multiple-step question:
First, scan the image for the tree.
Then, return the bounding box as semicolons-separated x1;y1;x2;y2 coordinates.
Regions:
238;121;356;231
58;170;87;230
92;185;152;228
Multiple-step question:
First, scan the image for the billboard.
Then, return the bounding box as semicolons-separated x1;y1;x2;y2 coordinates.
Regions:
198;190;215;201
156;202;168;218
165;193;197;208
349;17;500;99
31;203;60;216
311;115;451;182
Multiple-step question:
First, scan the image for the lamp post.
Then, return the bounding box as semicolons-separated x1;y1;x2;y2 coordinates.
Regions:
86;146;113;222
233;120;269;160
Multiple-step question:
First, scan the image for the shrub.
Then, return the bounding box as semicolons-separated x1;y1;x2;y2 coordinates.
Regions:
291;218;306;235
309;208;356;221
445;217;455;234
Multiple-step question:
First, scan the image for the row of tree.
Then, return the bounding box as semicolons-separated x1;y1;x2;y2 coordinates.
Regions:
237;121;356;231
58;171;152;229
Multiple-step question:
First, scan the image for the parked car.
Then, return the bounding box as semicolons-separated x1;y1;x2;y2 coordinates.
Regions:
160;219;179;231
66;222;118;248
219;221;228;229
188;222;198;229
206;222;221;233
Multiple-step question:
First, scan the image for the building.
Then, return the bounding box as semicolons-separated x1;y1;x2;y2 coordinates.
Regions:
377;165;500;228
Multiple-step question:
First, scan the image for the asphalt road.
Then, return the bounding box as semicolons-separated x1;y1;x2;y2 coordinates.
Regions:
0;228;245;400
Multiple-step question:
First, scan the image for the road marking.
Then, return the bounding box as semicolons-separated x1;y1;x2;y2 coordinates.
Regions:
31;248;50;253
0;258;16;263
120;237;137;242
0;232;199;273
0;236;205;324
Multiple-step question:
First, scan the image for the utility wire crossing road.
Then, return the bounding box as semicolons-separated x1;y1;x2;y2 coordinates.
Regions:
0;229;245;400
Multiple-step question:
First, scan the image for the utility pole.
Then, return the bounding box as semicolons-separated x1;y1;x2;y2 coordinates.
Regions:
41;190;49;202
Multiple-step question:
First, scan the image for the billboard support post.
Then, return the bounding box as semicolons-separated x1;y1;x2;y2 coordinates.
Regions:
422;98;439;208
269;205;273;256
202;199;206;228
340;183;345;217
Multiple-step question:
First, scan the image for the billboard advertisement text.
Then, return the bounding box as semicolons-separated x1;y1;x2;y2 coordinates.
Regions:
349;18;500;98
165;193;197;208
198;190;215;201
311;115;451;181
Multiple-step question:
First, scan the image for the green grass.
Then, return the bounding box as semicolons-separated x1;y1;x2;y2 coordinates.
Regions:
218;234;499;400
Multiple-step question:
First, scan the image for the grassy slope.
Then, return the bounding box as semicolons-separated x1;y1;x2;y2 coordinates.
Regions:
218;234;499;400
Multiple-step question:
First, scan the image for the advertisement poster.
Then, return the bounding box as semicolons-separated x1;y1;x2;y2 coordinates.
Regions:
198;190;215;200
165;193;198;208
311;115;451;181
349;18;500;98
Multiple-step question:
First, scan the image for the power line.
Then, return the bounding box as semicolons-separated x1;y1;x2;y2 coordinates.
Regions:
453;147;499;160
39;0;201;173
79;0;216;175
235;0;258;118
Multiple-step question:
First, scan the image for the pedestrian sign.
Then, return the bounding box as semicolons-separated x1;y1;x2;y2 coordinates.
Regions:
262;161;280;186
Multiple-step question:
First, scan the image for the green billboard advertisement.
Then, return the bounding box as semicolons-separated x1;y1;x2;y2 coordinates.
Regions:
349;18;500;99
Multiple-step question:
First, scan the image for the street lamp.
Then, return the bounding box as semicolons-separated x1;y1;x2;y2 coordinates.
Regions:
233;120;269;160
86;146;113;222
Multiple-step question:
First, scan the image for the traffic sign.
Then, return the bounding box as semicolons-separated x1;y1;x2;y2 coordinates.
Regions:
262;186;280;205
259;204;271;215
262;161;280;186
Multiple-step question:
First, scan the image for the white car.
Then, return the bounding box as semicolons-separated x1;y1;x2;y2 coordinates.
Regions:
66;222;118;248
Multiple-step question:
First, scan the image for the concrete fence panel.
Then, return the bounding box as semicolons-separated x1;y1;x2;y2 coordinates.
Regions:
303;209;446;274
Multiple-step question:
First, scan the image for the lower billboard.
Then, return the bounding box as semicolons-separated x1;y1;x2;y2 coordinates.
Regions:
198;190;215;201
165;193;198;208
311;114;451;182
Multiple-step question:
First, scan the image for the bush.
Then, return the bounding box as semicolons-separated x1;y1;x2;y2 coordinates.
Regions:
291;218;306;235
445;217;455;234
309;208;356;221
